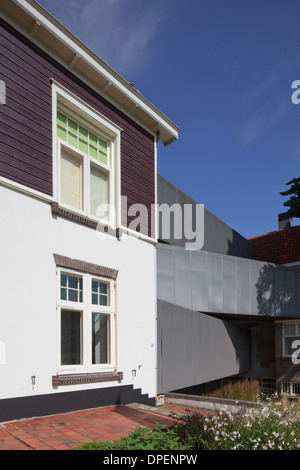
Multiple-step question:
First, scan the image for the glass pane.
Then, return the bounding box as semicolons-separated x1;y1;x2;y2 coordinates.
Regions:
61;150;82;210
68;276;78;289
57;126;67;141
79;139;88;153
98;151;107;165
89;133;97;145
68;119;77;133
285;336;300;356
92;314;109;364
57;112;66;127
90;165;108;219
100;294;108;306
92;281;99;293
89;145;98;159
92;293;98;305
68;132;77;148
99;138;107;153
61;287;67;300
79;126;88;140
100;283;107;294
61;310;81;365
68;289;78;302
61;274;67;287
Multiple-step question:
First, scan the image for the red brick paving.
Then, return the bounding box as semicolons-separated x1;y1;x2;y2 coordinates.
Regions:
0;404;177;450
0;401;212;450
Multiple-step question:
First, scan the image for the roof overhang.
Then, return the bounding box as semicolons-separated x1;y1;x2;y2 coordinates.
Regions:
1;0;180;146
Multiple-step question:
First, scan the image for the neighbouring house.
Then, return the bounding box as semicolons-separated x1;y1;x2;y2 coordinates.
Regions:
0;0;180;422
249;215;300;397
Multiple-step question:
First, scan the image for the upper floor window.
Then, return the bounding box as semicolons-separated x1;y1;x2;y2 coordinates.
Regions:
52;81;121;228
283;322;300;356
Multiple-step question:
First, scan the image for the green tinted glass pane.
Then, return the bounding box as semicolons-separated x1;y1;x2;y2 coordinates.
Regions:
89;133;97;145
79;126;88;140
68;132;77;147
99;139;107;153
79;139;88;153
92;281;99;293
89;145;97;158
57;126;67;141
92;293;98;305
100;283;107;294
68;119;77;134
98;152;107;164
61;287;67;300
57;112;66;127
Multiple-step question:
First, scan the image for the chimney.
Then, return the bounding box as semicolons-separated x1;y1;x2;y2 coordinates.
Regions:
278;212;292;230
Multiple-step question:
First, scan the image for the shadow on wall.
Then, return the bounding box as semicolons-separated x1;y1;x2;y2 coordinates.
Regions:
255;263;299;318
223;320;251;372
226;230;253;259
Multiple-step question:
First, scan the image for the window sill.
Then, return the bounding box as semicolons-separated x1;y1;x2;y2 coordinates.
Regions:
52;371;123;387
51;202;121;239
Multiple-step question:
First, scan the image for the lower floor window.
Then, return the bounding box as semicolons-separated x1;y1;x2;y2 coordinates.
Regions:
57;268;115;373
283;322;300;356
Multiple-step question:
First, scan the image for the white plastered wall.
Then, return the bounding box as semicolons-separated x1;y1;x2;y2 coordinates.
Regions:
0;185;157;400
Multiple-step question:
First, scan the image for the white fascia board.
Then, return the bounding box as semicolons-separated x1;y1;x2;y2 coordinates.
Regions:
10;0;180;144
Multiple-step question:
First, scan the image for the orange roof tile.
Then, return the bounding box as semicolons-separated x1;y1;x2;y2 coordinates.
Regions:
248;226;300;264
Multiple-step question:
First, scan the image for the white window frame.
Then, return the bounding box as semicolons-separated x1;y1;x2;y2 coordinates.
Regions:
282;321;300;357
52;80;122;229
56;267;116;375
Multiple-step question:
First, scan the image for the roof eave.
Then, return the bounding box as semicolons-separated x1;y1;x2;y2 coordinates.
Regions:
2;0;180;145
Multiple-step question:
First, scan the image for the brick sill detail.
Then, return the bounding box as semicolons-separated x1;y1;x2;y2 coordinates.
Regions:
51;203;121;239
52;372;123;387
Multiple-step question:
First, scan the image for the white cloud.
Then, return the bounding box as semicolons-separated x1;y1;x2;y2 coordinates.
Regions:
39;0;170;79
240;100;288;146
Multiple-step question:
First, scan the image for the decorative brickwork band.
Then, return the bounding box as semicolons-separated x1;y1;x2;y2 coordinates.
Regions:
51;203;121;239
53;254;118;280
52;372;123;387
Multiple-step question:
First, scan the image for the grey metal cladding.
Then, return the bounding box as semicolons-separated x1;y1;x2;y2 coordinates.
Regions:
191;250;208;311
157;244;175;304
157;300;251;394
157;174;253;258
158;243;300;319
174;248;192;309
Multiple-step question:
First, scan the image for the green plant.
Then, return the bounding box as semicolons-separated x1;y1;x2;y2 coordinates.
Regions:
74;424;190;450
199;399;300;450
173;412;209;450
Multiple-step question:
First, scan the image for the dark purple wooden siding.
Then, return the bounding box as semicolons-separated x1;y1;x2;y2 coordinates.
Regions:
0;19;155;237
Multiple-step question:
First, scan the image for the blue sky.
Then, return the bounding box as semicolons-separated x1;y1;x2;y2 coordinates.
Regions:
38;0;300;239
